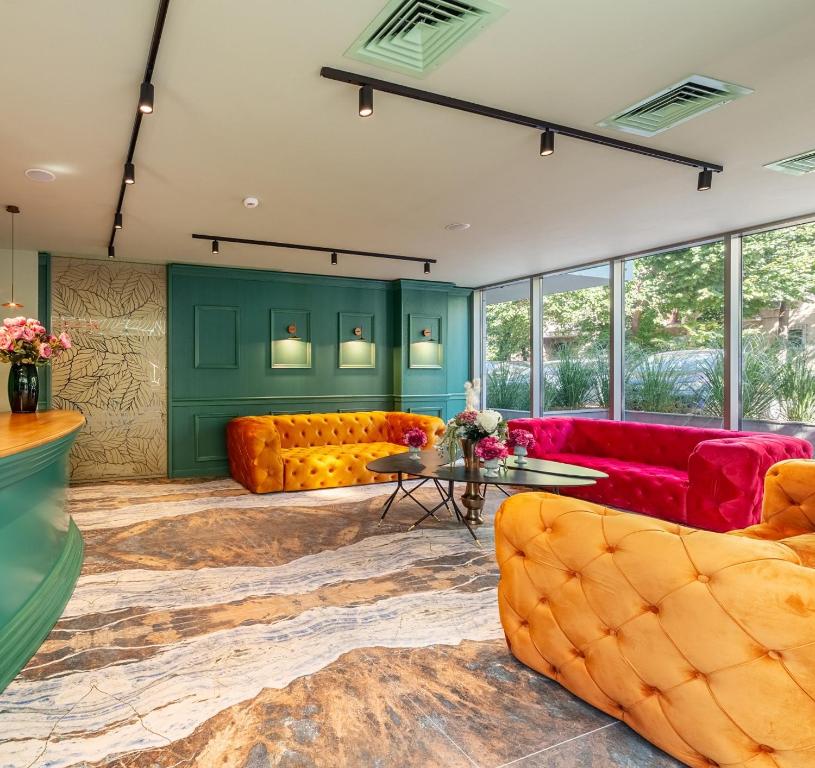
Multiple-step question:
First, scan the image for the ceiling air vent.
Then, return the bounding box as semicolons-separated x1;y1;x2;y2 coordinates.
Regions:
597;75;753;137
345;0;506;78
764;149;815;176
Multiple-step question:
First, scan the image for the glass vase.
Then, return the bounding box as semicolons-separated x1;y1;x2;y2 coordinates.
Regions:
513;445;528;466
8;362;39;413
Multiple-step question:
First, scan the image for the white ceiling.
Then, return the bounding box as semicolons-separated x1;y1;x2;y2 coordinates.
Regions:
1;0;814;287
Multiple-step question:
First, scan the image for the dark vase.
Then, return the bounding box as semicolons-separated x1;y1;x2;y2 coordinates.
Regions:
7;362;39;413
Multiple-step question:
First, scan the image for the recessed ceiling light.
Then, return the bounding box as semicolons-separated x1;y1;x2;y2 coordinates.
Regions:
25;168;56;183
445;222;470;231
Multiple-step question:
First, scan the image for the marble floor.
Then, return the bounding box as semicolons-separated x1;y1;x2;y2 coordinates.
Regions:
0;478;683;768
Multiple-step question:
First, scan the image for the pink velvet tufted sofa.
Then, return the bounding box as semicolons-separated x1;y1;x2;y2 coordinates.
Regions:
508;417;812;532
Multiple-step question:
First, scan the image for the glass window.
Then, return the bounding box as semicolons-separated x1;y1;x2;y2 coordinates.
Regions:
741;222;815;442
624;242;725;427
484;281;531;417
540;264;610;416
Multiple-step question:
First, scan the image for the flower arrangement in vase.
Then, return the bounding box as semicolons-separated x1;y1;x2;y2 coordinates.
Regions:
440;407;507;465
507;428;536;466
475;435;508;476
0;317;71;412
402;427;428;459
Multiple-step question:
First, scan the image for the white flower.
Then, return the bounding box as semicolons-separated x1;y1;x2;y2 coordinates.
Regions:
476;409;502;434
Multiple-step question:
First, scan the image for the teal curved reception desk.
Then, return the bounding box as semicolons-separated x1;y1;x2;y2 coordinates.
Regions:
0;410;84;693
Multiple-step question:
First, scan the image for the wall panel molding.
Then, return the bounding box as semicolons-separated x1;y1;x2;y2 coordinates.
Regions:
194;305;240;369
168;265;472;477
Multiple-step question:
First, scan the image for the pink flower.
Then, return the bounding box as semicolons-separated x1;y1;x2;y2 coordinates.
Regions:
0;329;12;350
39;343;52;360
58;331;72;350
456;410;478;424
475;436;508;461
507;429;536;450
402;427;428;449
31;324;46;335
3;316;25;328
20;326;35;342
9;325;23;340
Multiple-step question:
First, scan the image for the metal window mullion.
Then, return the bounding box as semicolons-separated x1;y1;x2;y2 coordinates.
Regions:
610;259;625;420
724;235;742;429
531;277;542;416
473;289;484;409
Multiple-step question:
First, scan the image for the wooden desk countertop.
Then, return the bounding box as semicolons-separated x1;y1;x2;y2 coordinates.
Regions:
0;410;85;459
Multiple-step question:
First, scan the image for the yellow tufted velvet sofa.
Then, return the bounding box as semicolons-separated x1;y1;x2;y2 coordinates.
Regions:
495;459;815;768
227;410;445;493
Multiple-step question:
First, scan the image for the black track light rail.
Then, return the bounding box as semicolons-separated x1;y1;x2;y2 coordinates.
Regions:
191;234;437;265
320;66;724;175
108;0;171;255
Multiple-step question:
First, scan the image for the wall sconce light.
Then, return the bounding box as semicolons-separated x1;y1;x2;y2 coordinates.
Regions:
421;327;438;343
287;323;301;340
353;326;366;341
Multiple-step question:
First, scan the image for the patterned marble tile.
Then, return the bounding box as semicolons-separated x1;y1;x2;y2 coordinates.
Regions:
0;478;682;768
506;722;686;767
379;643;614;768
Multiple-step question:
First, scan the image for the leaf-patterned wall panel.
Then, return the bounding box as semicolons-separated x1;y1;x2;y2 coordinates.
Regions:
50;257;167;481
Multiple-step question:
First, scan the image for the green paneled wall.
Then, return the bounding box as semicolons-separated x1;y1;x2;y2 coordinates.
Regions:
168;265;472;477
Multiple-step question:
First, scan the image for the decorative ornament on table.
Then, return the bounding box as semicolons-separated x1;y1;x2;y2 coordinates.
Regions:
507;428;536;466
0;317;71;412
463;377;481;411
402;426;428;460
475;435;509;476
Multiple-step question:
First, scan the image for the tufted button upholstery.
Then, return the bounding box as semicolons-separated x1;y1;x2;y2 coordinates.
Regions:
494;459;815;768
507;417;812;532
227;411;445;493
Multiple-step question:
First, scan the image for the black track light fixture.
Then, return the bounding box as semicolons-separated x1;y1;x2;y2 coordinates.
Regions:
424;261;431;275
124;162;135;185
359;84;373;117
108;245;115;259
540;128;555;156
331;251;338;265
321;68;725;192
211;239;219;255
114;212;123;230
697;168;713;191
139;81;155;114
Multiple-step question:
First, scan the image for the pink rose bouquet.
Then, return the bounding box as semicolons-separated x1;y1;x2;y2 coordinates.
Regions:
507;429;536;451
475;436;508;461
0;316;71;365
402;427;428;449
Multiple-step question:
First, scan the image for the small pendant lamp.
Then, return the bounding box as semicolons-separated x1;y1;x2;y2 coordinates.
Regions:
2;205;23;309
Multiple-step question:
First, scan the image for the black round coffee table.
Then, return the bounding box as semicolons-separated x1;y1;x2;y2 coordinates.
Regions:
366;450;606;544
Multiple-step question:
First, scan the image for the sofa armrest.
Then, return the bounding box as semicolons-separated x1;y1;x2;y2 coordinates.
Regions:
686;434;811;532
494;492;812;767
748;459;815;538
507;417;573;457
386;413;445;446
226;416;284;493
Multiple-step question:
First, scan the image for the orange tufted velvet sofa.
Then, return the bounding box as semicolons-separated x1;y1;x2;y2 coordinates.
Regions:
227;410;445;493
495;459;815;768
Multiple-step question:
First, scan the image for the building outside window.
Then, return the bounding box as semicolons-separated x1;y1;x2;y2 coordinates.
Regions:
741;221;815;442
541;264;610;416
483;281;531;418
622;241;725;427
